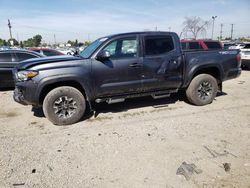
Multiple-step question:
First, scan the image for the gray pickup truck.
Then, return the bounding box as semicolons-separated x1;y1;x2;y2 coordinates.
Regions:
13;32;241;125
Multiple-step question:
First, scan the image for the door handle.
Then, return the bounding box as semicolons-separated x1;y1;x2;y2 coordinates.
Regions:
129;63;142;67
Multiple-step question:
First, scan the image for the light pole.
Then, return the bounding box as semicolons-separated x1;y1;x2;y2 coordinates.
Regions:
211;16;217;40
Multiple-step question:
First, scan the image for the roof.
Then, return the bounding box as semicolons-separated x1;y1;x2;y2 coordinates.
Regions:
104;31;176;39
0;49;44;56
181;39;221;42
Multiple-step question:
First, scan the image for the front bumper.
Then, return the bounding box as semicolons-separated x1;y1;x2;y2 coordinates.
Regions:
13;81;39;106
13;87;28;105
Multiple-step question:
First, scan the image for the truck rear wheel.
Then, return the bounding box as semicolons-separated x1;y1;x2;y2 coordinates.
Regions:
43;86;86;125
186;74;218;106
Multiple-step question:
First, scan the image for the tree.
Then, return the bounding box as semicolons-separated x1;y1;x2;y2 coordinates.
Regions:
0;38;4;46
74;39;78;47
23;38;34;47
7;38;19;46
182;17;210;39
23;34;42;47
20;41;24;48
84;41;91;46
33;35;42;47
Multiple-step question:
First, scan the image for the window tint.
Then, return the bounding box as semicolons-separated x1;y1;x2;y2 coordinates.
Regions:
204;42;222;49
188;42;201;49
16;53;38;61
145;36;174;56
181;42;187;50
103;37;137;59
243;44;250;49
0;52;12;62
43;50;60;56
104;41;117;56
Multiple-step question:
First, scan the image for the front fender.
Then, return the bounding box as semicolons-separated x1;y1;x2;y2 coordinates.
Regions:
35;74;93;103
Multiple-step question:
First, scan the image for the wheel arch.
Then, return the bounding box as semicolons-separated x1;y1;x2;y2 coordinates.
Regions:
38;79;93;110
185;65;223;90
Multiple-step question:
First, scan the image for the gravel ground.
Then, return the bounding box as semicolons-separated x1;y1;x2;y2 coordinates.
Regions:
0;71;250;188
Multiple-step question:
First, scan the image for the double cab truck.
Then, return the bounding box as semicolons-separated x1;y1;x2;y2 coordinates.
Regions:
13;32;241;125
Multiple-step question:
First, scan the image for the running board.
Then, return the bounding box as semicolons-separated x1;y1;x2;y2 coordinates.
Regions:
95;89;178;104
106;98;125;104
151;93;170;99
95;98;125;104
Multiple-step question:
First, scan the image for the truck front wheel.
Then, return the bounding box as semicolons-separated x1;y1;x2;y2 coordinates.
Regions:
43;86;86;125
186;74;218;106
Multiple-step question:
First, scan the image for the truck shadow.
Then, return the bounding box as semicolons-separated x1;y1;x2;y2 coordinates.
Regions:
31;91;227;121
0;87;14;91
93;91;187;118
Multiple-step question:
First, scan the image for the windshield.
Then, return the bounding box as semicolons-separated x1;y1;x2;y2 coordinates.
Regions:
80;37;108;58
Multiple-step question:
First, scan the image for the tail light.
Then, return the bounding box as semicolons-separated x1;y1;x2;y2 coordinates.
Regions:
236;53;242;67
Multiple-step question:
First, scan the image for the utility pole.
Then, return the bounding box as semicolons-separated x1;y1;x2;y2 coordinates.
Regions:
155;26;158;31
168;27;171;32
220;23;224;40
16;33;19;43
8;19;13;40
230;24;234;40
211;16;217;40
54;34;57;46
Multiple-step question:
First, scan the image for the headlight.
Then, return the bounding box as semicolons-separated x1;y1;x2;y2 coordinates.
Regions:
16;70;39;81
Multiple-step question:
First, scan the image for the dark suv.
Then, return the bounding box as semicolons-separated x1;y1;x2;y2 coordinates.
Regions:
28;48;64;56
0;49;43;88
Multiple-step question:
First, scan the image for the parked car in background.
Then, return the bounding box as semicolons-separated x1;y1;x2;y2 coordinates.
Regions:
228;43;246;49
181;40;223;50
0;46;10;50
57;48;76;55
28;48;64;56
0;49;43;88
223;42;236;49
241;43;250;69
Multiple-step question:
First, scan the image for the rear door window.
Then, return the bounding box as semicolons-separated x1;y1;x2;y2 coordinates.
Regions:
145;35;174;56
15;52;38;61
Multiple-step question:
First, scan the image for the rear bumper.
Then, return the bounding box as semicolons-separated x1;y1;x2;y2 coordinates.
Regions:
224;67;241;81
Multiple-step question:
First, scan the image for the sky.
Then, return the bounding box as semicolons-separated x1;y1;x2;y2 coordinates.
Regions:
0;0;249;43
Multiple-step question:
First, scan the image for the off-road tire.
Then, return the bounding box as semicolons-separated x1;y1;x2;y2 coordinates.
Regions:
186;74;218;106
43;86;86;125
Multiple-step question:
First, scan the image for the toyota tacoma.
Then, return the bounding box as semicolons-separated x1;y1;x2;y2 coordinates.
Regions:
13;32;241;125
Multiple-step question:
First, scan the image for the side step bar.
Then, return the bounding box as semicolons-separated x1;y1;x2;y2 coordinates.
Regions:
151;93;170;99
95;89;178;104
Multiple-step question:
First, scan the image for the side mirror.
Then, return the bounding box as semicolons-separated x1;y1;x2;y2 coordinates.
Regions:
96;50;111;61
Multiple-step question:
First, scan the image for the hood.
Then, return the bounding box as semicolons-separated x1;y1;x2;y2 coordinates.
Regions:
16;55;83;70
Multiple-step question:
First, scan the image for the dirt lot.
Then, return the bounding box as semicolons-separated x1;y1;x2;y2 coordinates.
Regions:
0;71;250;188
